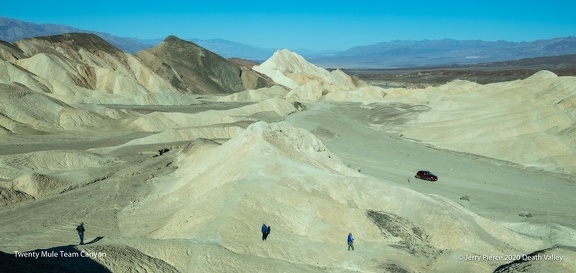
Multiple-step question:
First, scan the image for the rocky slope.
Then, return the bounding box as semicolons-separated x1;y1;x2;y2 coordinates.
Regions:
0;32;281;132
136;36;274;94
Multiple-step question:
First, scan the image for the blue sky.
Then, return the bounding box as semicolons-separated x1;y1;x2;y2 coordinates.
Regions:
3;0;576;51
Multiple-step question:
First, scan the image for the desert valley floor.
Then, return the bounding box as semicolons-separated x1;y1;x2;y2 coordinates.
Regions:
2;96;576;272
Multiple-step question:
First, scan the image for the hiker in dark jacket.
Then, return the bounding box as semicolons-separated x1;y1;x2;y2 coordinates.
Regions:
76;223;85;245
261;223;267;241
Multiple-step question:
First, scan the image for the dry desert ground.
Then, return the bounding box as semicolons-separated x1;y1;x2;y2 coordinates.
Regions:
1;40;575;273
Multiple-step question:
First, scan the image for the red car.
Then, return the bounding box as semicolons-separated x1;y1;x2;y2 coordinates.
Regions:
415;170;438;181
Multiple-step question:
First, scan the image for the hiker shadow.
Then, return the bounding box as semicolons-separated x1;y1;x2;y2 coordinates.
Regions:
85;236;104;245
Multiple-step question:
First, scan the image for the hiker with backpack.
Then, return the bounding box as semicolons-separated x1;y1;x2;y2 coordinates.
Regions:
76;223;85;245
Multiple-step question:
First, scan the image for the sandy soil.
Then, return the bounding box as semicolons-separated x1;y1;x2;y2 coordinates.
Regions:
1;97;575;272
287;102;576;229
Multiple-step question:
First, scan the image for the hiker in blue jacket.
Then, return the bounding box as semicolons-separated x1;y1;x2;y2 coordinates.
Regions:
261;223;268;241
347;233;354;251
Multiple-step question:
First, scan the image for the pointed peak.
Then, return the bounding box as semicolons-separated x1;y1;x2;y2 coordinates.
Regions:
259;49;319;74
160;35;200;48
164;35;182;42
270;49;308;63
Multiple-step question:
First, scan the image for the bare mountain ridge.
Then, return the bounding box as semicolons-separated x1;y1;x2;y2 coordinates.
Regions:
135;35;274;94
2;32;272;96
0;40;25;61
18;32;125;56
0;32;276;133
10;32;169;94
133;37;276;60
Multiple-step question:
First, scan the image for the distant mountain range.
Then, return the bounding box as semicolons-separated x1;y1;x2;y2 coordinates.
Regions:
311;37;576;68
0;17;152;54
2;17;576;68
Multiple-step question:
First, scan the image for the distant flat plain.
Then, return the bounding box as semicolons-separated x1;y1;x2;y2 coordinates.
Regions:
344;53;576;87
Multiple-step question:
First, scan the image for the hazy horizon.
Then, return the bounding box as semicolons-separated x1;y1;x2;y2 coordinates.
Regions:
3;0;576;51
